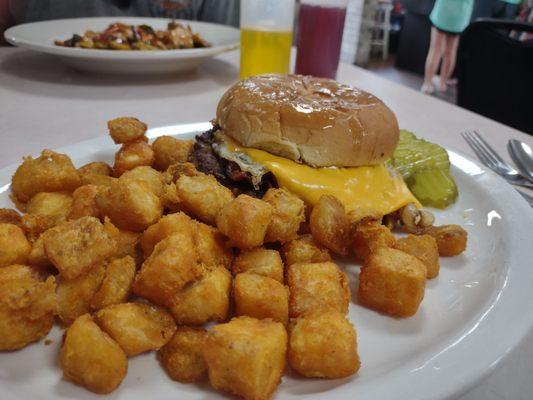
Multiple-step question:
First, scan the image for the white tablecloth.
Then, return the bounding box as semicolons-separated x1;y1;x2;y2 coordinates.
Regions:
0;47;532;400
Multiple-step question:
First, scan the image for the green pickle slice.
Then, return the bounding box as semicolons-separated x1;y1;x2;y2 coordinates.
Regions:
390;130;458;208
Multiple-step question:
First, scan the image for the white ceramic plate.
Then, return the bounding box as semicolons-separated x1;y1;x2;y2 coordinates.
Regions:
1;122;533;400
3;17;239;75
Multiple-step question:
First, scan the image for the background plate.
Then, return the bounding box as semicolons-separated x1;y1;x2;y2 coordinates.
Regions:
1;123;533;400
4;17;239;75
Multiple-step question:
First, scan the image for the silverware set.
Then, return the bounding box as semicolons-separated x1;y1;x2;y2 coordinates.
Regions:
462;130;533;207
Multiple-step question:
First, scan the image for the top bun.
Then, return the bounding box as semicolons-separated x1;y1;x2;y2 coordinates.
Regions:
216;74;399;168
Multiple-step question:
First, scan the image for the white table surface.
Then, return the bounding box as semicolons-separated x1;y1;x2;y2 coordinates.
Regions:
0;46;532;400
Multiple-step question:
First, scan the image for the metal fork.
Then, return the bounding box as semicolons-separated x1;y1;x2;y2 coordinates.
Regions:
461;131;533;189
462;130;533;207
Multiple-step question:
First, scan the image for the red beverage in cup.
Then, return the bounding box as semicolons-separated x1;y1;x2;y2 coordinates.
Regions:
295;1;347;79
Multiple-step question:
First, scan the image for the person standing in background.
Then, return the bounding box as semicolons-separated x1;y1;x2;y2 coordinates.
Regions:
492;0;522;20
421;0;474;94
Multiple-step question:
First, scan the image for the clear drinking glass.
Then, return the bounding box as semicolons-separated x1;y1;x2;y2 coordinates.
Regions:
295;0;348;79
239;0;296;79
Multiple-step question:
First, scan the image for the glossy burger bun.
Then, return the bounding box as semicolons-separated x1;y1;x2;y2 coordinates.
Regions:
216;74;399;168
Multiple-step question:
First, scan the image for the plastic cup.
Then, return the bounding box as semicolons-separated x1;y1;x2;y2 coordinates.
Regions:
295;0;348;79
240;0;296;79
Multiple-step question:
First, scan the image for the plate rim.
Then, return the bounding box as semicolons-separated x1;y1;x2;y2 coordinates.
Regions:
1;122;533;400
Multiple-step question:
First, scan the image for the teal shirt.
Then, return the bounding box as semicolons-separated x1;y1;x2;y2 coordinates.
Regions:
501;0;521;4
429;0;474;34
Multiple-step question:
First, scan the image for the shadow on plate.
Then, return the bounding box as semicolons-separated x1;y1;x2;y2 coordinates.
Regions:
0;50;238;100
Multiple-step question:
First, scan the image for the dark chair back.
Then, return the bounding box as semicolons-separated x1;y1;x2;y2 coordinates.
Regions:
457;18;533;135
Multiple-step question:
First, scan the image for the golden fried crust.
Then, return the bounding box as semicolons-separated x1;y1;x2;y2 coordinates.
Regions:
0;265;56;351
68;185;101;220
56;262;106;326
0;223;31;267
263;188;305;244
394;234;440;279
309;195;351;256
133;232;200;307
152;136;194;171
113;140;155;177
43;216;117;280
94;302;176;356
204;317;287;400
158;327;208;383
11;149;81;203
108;117;147;144
216;194;273;249
90;256;136;310
234;273;289;325
233;248;284;283
176;174;234;226
60;314;128;394
169;265;231;325
358;247;426;317
289;311;360;378
96;179;163;232
287;261;350;318
281;235;331;267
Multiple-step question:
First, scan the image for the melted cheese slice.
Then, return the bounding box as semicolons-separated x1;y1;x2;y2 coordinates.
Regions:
223;135;420;215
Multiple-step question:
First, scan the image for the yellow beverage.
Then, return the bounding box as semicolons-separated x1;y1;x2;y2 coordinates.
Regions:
240;28;293;79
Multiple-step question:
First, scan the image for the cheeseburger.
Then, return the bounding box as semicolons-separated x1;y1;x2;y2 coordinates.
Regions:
190;74;419;215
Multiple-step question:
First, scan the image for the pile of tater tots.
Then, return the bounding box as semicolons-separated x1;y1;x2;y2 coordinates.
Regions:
0;117;467;399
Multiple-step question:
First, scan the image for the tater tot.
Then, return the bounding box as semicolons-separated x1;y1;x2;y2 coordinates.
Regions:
287;261;350;318
289;311;360;378
44;216;117;280
96;179;163;232
140;212;194;257
94;302;176;356
113;140;155;177
152;136;195;171
80;172;116;187
358;247;426;317
0;223;31;267
20;213;57;241
234;273;289;325
102;218;141;262
120;166;165;196
60;314;128;394
56;262;106;326
203;317;287;400
394;234;440;279
68;185;101;220
424;224;468;257
27;232;53;268
281;235;332;266
158;327;208;383
78;161;112;179
176;173;234;225
216;195;273;249
169;265;231;325
0;265;56;351
90;256;136;310
309;195;351;256
108;117;147;144
26;191;72;224
351;222;395;262
11;149;81;203
192;221;233;270
263;188;305;244
0;208;22;226
233;248;284;283
133;232;200;307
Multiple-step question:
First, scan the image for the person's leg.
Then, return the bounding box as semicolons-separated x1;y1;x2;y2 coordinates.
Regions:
422;27;445;93
439;34;460;92
504;4;519;20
